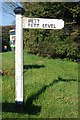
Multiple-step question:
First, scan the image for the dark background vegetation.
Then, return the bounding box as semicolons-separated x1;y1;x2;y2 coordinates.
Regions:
1;2;80;60
1;26;14;52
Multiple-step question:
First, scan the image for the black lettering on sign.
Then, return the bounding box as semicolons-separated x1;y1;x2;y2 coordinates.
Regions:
37;24;39;27
28;23;30;27
42;24;56;29
37;19;40;24
34;24;36;27
42;24;47;28
28;24;33;27
28;23;39;28
48;24;51;28
28;19;40;24
50;24;56;28
28;19;33;23
34;24;39;27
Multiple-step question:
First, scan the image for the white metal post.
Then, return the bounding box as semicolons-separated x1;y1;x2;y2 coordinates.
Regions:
14;7;25;107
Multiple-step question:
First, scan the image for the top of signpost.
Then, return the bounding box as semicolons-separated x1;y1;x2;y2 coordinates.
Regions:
14;7;25;15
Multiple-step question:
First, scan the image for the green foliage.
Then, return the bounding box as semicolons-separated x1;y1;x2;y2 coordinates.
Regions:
23;2;80;22
23;27;79;60
23;2;80;60
2;26;15;51
2;26;14;40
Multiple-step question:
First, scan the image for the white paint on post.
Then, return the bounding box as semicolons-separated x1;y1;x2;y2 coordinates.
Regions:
15;14;23;102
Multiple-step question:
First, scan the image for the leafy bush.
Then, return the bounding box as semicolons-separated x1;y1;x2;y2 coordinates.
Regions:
23;25;80;61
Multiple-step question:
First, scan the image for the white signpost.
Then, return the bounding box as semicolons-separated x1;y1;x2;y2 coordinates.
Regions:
14;7;25;108
14;7;64;108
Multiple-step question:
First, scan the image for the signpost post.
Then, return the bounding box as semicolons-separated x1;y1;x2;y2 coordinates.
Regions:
14;7;64;108
14;7;25;108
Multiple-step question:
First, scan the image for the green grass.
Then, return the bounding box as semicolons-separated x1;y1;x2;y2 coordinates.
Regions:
1;51;78;118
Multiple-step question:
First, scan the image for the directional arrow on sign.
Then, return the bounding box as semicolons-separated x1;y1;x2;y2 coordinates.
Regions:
23;17;64;29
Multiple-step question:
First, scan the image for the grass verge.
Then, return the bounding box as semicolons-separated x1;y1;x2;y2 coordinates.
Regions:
2;51;78;118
